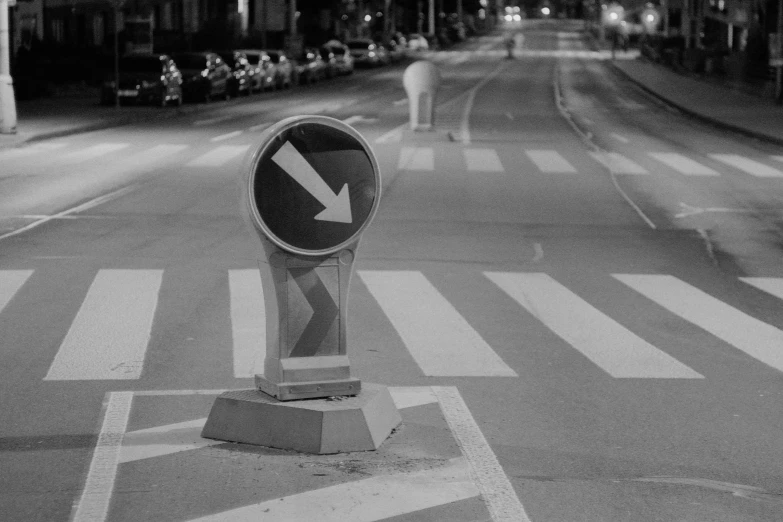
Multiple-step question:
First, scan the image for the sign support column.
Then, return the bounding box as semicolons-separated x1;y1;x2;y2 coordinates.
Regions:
0;0;17;134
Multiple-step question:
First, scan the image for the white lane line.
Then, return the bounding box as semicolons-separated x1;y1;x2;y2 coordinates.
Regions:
359;271;517;377
460;61;507;145
740;277;783;301
649;152;719;176
392;98;409;106
709;154;783;178
0;270;33;313
119;418;220;464
614;274;783;373
45;270;163;380
390;386;438;409
397;146;434;171
210;130;243;142
464;148;504;172
485;272;703;378
247;122;271;132
0;185;136;242
589;151;648;175
610;133;630;143
341;115;363;125
186;145;250;167
122;144;188;168
525;150;577;173
432;386;532;522
772;155;783;163
229;269;266;378
193;115;234;126
72;391;133;522
187;457;479;522
60;143;129;164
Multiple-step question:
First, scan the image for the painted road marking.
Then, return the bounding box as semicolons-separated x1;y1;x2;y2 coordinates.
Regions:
525;150;577;173
45;270;163;380
60;143;130;164
193;115;235;126
119;418;221;464
78;386;523;522
610;133;630;143
397;146;435;171
740;277;783;301
485;272;703;378
229;270;266;378
0;142;67;163
464;148;504;172
433;386;532;522
0;270;33;313
247;122;271;132
772;155;783;164
710;154;783;178
589;152;648;174
375;126;404;143
615;274;783;373
126;144;188;166
359;271;517;377
649;152;719;176
72;391;133;522
189;457;479;521
186;145;249;167
210;130;243;142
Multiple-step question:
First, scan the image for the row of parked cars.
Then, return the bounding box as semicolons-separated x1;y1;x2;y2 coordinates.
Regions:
100;36;419;106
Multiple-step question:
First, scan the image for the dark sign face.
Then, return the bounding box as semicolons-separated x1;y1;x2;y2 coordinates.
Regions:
248;117;379;255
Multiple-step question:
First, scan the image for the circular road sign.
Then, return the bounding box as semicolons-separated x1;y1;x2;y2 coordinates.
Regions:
245;115;381;256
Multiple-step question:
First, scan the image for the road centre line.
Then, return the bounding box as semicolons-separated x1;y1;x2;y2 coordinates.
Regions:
210;130;243;142
460;61;508;145
0;185;136;242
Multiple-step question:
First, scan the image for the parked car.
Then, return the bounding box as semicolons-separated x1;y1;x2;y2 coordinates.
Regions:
346;39;384;67
407;33;429;51
237;49;276;91
171;51;232;102
216;50;253;97
318;46;338;79
382;39;404;62
260;49;293;89
323;41;354;75
100;53;183;107
293;48;326;84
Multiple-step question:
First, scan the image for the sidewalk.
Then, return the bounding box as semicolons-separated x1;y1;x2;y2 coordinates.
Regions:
609;58;783;147
1;46;782;150
0;84;205;149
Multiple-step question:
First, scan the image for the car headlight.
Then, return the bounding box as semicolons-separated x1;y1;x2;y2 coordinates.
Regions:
368;51;376;57
201;70;209;77
141;81;155;89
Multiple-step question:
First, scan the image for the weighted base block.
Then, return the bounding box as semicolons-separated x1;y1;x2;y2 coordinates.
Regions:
201;383;402;454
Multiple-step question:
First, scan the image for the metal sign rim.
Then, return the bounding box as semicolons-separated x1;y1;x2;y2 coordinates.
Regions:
245;114;382;257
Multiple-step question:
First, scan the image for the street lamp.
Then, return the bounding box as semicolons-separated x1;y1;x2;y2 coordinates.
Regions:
0;0;18;134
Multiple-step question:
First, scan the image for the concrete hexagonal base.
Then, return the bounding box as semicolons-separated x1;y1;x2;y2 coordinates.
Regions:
201;383;402;454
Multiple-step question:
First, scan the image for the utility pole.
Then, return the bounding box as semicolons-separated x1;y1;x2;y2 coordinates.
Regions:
0;0;17;134
776;0;782;102
428;0;434;36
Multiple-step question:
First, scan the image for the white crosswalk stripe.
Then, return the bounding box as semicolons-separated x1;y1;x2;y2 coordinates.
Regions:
359;270;517;377
525;150;577;173
3;269;783;382
589;152;648;174
740;277;783;301
60;143;130;164
463;148;504;172
398;147;434;171
709;154;783;178
614;274;783;373
229;269;266;378
45;270;163;380
648;152;719;176
186;145;250;167
485;272;703;378
0;142;67;163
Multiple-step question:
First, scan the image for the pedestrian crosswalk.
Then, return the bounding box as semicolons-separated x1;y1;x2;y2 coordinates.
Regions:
2;268;782;382
3;139;783;180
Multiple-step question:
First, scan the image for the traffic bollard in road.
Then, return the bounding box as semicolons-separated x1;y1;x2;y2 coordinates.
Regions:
201;115;402;454
403;60;440;131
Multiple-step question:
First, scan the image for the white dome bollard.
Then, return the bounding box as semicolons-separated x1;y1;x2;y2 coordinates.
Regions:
402;60;440;132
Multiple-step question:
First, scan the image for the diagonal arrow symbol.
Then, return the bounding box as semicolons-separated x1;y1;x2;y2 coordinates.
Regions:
271;141;353;223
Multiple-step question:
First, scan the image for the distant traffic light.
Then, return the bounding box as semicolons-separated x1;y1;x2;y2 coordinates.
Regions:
603;3;624;26
641;7;660;31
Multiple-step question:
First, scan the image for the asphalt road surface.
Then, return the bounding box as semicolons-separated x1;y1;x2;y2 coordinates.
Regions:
1;19;782;522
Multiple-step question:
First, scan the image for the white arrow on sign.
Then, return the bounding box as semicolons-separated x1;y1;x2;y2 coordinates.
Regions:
271;141;353;224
